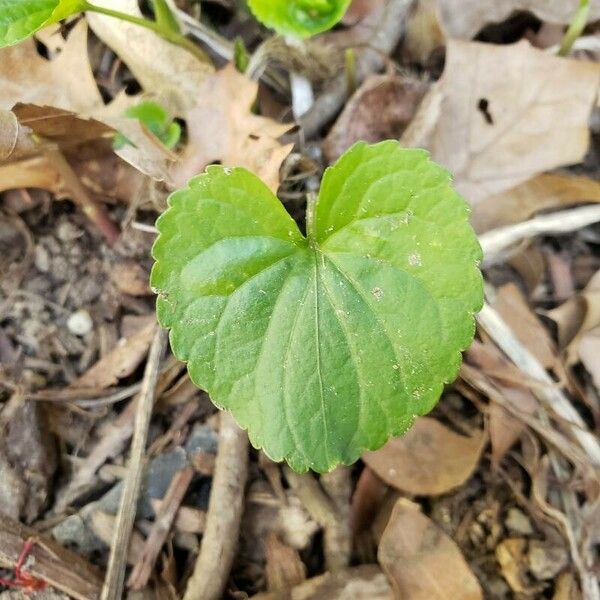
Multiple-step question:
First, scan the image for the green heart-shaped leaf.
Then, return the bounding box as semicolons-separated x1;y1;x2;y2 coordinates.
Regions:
151;141;483;472
247;0;352;38
0;0;86;48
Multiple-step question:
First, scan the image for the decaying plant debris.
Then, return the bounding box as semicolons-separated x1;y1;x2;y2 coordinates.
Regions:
1;0;600;598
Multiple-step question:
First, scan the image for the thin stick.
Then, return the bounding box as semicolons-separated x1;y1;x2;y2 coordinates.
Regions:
100;328;167;600
477;302;600;465
43;146;120;245
480;205;600;265
128;466;194;590
320;467;352;571
183;412;248;600
284;467;346;571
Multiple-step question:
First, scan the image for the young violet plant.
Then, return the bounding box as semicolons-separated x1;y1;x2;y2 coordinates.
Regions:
151;141;484;473
113;100;181;151
247;0;352;37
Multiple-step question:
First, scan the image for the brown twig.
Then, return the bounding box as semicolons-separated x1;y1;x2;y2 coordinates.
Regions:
298;0;415;138
100;328;167;600
128;466;195;590
320;467;352;571
283;467;347;571
0;513;102;600
43;145;120;245
183;412;248;600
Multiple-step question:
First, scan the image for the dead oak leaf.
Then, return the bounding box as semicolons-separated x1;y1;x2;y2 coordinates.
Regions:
0;24;173;181
71;320;157;389
0;22;102;113
171;64;293;192
401;39;600;205
378;499;483;600
438;0;600;39
87;0;213;116
362;417;486;496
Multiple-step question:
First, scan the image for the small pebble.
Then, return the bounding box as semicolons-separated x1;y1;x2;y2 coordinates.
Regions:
505;508;534;536
67;309;93;336
528;540;568;580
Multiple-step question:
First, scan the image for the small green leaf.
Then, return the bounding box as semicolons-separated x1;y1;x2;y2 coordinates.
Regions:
150;0;180;36
0;0;87;48
247;0;352;38
234;37;250;73
112;100;181;150
151;141;483;472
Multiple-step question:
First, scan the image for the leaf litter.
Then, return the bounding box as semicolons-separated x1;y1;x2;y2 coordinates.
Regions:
1;0;600;598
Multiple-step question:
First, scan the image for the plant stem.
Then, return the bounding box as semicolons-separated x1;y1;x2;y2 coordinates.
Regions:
559;0;589;56
82;1;207;62
150;0;181;35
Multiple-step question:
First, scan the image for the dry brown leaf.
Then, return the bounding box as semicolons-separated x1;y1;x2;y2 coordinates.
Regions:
578;327;600;390
362;417;486;495
351;466;388;535
403;0;446;64
495;283;557;370
251;565;392;600
323;74;429;162
341;0;386;25
265;533;307;592
87;0;213;116
70;320;156;389
545;270;600;364
0;104;160;200
13;103;114;148
0;24;173;180
171;64;293;191
553;572;582;600
378;498;483;600
401;40;600;205
495;538;529;593
472;173;600;233
465;340;538;465
437;0;600;39
0;109;20;161
0;22;102;113
110;260;152;296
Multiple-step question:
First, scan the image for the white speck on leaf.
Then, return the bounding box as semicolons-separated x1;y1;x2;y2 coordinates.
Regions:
372;287;384;300
409;253;422;267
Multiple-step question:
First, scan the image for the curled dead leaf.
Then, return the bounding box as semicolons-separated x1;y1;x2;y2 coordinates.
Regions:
494;283;557;370
578;327;600;391
362;417;486;496
323;74;429;163
471;173;600;234
465;341;538;466
545;270;600;364
70;320;157;389
378;498;483;600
